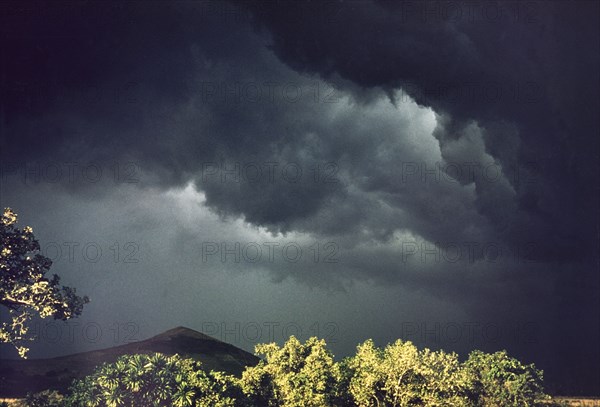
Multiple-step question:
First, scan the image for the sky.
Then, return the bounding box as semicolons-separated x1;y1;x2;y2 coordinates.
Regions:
0;0;598;395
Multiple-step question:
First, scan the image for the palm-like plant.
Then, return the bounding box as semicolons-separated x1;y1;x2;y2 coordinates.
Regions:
65;353;239;407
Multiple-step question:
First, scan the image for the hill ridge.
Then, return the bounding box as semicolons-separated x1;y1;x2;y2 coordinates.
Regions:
0;326;259;398
149;326;221;342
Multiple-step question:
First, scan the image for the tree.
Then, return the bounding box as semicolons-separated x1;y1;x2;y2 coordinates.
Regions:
344;339;473;406
0;207;89;357
417;347;474;406
342;339;386;406
464;350;548;407
239;336;342;407
65;353;240;407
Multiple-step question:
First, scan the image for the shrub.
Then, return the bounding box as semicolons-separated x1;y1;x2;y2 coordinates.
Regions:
24;390;64;407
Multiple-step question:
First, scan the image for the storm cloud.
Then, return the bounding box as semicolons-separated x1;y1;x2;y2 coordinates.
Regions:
0;0;598;395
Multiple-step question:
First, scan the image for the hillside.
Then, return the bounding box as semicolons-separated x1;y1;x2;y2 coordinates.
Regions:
0;326;259;398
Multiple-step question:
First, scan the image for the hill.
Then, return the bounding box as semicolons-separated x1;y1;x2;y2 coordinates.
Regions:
0;326;259;398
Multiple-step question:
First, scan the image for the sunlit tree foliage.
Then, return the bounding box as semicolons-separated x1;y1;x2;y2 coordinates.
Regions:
0;208;89;357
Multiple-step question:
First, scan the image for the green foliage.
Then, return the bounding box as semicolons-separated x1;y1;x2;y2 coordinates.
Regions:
65;353;239;407
0;208;89;358
464;350;547;407
24;390;64;407
239;336;342;407
31;336;556;406
344;339;473;406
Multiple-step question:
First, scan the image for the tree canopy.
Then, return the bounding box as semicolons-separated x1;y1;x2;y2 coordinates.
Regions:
0;208;89;357
240;336;342;407
39;336;562;407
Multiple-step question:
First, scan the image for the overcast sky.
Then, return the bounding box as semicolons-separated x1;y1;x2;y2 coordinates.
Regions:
0;0;598;396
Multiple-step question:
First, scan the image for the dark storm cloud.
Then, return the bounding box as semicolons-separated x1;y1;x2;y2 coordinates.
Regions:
1;1;351;231
1;0;475;244
236;0;599;262
1;0;598;394
4;0;595;264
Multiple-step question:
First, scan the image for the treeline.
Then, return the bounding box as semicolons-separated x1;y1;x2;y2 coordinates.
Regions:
14;336;566;407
